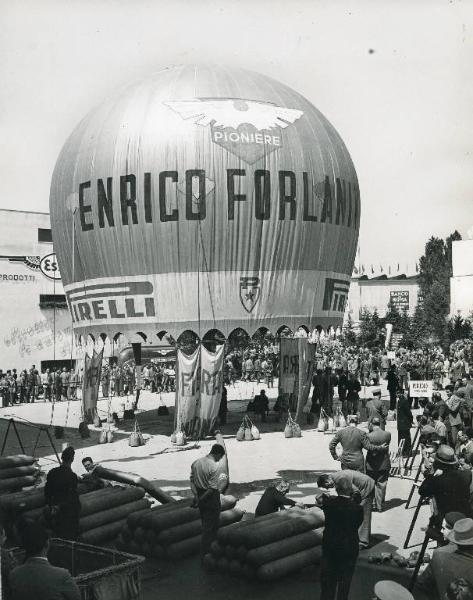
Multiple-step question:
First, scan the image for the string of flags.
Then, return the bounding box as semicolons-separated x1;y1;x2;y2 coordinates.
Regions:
352;262;420;277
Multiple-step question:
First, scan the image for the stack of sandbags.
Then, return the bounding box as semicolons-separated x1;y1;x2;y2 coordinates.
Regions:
0;455;41;494
79;486;151;545
205;507;324;580
116;495;243;559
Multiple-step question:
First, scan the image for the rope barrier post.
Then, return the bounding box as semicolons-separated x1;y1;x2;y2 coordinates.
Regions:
44;427;61;464
404;424;421;470
409;532;431;591
406;458;425;509
403;495;429;549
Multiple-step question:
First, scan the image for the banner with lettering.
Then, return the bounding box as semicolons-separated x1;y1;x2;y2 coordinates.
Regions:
175;347;200;436
198;345;225;438
82;348;103;423
279;338;316;422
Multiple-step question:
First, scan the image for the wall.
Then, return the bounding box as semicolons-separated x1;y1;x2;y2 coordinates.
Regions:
450;240;473;317
0;209;76;370
346;276;420;323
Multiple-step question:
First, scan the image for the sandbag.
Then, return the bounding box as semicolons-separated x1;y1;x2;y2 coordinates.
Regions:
250;425;260;440
121;524;132;542
244;428;253;441
229;559;242;573
80;518;127;545
236;426;245;441
80;486;144;517
175;431;186;446
317;419;326;432
239;509;324;549
246;529;323;566
203;553;217;569
106;430;114;443
217;510;293;545
256;545;323;580
0;465;40;480
127;507;155;530
0;455;36;470
151;545;165;559
99;430;108;444
0;475;39;493
157;509;243;546
292;423;302;438
170;431;177;444
137;500;193;528
284;424;293;438
338;414;347;428
217;556;230;571
223;508;308;547
146;495;236;532
166;534;201;559
327;417;334;431
79;498;151;532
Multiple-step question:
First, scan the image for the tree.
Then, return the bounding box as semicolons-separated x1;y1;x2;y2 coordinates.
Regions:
416;231;462;345
358;308;383;347
343;312;358;345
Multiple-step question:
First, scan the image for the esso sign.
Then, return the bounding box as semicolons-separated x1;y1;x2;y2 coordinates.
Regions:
40;253;61;280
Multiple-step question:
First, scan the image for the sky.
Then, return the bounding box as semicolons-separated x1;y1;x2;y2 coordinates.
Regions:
1;0;472;272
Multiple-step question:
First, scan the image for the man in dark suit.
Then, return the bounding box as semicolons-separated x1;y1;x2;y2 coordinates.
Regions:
317;476;364;600
396;391;413;457
9;521;81;600
318;469;375;549
366;417;391;512
329;415;387;472
44;446;81;541
419;444;472;527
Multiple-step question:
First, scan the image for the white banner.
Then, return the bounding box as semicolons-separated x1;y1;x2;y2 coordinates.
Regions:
409;380;433;398
199;345;225;438
176;347;200;435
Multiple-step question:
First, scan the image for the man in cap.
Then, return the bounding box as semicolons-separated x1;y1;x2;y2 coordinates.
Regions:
317;469;375;549
329;415;388;472
419;444;473;527
255;480;304;517
366;417;391;512
190;443;226;560
374;581;414;600
416;518;473;600
318;476;363;600
366;390;388;430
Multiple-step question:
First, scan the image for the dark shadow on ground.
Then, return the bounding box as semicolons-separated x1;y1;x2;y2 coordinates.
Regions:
383;498;406;511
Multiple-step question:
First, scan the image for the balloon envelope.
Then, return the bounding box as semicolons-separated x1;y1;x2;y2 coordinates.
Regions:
50;64;360;341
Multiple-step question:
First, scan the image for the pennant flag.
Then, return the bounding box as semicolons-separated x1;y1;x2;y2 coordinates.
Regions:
380;264;384;273
82;348;103;423
361;264;365;273
416;263;419;273
371;265;374;274
397;263;400;272
388;265;391;275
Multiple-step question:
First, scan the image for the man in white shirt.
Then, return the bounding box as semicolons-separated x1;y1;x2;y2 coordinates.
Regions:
190;443;226;559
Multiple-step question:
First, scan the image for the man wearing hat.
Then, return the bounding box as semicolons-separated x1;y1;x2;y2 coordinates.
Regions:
374;580;414;600
366;417;391;512
419;444;473;527
417;518;473;600
366;390;388;430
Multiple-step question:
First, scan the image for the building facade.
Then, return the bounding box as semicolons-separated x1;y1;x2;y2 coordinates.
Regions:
346;274;420;324
450;239;473;318
0;209;76;370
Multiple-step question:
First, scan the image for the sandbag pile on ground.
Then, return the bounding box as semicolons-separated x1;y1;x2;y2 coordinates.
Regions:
78;486;151;545
0;455;41;494
116;495;243;559
204;507;325;580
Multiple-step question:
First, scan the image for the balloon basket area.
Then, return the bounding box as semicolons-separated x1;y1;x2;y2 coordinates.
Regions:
11;539;145;600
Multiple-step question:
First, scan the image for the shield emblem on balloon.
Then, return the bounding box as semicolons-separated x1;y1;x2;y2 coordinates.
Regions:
239;276;261;313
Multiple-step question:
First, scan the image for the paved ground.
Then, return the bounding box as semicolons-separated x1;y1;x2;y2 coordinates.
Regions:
0;381;433;599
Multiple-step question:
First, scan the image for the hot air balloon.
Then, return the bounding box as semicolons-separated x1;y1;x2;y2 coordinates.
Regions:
50;64;359;346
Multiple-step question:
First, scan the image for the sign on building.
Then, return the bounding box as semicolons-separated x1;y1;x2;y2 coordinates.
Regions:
390;290;409;312
409;380;433;398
